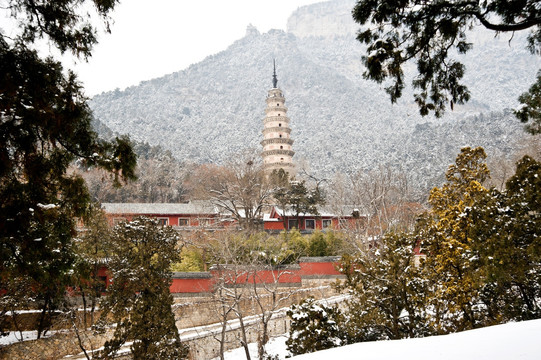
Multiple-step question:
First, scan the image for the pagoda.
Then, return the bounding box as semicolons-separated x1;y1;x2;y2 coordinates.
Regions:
261;61;295;174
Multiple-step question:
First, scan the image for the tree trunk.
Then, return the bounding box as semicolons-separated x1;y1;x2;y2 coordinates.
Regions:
237;310;251;360
81;288;87;329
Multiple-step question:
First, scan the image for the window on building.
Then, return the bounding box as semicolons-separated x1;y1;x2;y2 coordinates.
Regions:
305;219;315;230
280;145;283;149
322;219;332;229
288;219;298;229
277;103;279;106
279;123;282;127
157;218;169;226
279;134;282;138
178;218;190;226
280;158;284;161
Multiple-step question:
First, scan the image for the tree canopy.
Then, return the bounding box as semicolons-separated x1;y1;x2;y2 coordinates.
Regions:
96;217;188;359
2;0;116;58
515;70;541;134
352;0;541;118
273;179;325;229
420;147;492;332
0;0;136;337
285;147;541;352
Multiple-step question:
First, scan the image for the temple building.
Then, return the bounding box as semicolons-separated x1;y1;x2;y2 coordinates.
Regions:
261;61;295;174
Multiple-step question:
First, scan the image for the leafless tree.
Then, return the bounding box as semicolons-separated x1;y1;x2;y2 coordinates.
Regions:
78;156;189;203
205;231;302;359
250;263;300;359
330;166;422;250
205;231;254;360
188;151;272;232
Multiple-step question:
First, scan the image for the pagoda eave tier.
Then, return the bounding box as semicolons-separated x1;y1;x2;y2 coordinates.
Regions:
262;127;291;135
261;149;295;157
264;162;295;169
264;116;290;124
260;138;294;146
266;95;285;103
265;106;288;114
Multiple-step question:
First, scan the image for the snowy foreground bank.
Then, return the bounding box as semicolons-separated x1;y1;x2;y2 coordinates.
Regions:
221;319;541;360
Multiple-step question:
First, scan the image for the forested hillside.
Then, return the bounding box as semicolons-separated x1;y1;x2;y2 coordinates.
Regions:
78;126;189;203
89;0;540;191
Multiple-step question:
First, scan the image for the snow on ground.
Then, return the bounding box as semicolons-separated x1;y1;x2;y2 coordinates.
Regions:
221;319;541;360
215;336;289;360
0;330;54;346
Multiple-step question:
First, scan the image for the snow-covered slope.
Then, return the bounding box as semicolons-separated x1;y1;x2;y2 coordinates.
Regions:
290;319;541;360
221;319;541;359
89;0;540;190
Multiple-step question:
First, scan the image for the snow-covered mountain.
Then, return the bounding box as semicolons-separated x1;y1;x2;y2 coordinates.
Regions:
89;0;540;190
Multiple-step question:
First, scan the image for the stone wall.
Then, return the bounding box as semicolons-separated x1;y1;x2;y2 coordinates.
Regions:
0;279;344;359
0;329;114;360
173;283;339;330
183;291;348;360
184;309;292;360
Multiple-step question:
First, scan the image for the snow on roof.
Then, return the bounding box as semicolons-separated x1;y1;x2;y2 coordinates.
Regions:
101;200;218;215
272;205;364;218
272;206;332;217
320;205;366;217
263;213;280;221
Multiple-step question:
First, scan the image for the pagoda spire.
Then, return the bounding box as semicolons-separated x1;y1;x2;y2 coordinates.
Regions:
272;59;278;88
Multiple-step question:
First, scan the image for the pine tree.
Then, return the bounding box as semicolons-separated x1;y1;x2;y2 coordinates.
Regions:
352;0;541;118
286;297;346;356
0;0;136;338
420;147;491;332
273;180;325;229
71;203;112;328
502;155;541;318
96;217;188;359
469;155;541;321
515;71;541;135
337;231;429;341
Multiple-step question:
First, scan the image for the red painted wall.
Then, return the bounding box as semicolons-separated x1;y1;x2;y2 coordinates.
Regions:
106;213;220;227
298;261;342;276
82;258;343;295
263;210;346;231
264;221;285;230
209;269;302;285
170;277;213;293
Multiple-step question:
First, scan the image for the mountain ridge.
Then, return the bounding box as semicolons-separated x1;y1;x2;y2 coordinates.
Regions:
89;0;540;191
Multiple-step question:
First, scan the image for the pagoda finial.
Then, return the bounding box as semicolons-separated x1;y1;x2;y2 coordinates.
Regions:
272;59;278;88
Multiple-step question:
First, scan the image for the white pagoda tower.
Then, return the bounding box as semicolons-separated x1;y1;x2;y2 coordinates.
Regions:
261;61;295;174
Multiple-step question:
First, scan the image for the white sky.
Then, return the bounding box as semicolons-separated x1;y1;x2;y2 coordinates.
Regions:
61;0;323;96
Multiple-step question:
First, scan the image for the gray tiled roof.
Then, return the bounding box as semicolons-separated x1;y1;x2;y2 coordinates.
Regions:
101;200;218;215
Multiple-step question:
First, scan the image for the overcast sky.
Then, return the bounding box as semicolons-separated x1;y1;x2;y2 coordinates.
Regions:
60;0;322;96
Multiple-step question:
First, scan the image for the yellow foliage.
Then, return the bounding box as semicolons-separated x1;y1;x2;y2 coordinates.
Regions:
150;253;159;266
